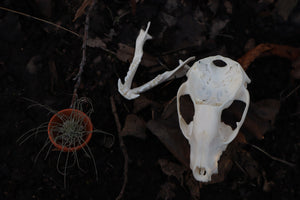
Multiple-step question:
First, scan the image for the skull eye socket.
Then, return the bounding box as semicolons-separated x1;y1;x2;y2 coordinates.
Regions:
221;100;246;130
179;95;195;124
213;59;227;67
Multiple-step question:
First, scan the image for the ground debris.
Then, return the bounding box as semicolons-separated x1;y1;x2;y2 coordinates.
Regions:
117;43;158;67
157;181;177;200
121;114;147;140
238;43;300;70
73;0;93;22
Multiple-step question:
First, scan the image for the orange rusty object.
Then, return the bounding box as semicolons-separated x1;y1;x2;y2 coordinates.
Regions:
48;109;93;152
238;43;300;70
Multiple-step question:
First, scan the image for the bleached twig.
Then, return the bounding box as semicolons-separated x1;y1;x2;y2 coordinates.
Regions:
117;22;195;100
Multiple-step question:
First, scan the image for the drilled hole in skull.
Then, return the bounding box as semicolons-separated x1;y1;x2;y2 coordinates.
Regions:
179;95;195;124
213;59;227;67
221;100;246;130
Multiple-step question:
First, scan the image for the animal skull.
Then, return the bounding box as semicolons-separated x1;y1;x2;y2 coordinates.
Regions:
118;22;251;182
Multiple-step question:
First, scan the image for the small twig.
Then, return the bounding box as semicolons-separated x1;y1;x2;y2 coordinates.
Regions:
250;144;296;168
110;96;129;200
0;6;80;37
234;161;248;176
280;84;300;101
70;0;95;108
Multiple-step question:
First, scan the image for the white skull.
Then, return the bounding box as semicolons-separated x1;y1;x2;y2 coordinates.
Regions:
176;55;250;182
117;22;251;182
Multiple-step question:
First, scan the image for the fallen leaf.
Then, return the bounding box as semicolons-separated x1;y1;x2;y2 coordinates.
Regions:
238;43;300;70
224;0;233;14
208;0;220;14
210;19;229;38
253;99;280;125
87;37;107;48
73;0;92;22
237;149;261;180
147;119;190;167
161;12;177;27
184;172;201;200
117;43;158;67
130;0;136;15
133;96;159;113
291;57;300;79
157;182;177;200
244;38;256;52
244;99;280;140
209;141;235;183
35;0;52;18
275;0;298;21
26;56;41;74
158;159;186;184
121;114;147;139
158;159;201;199
221;99;280;140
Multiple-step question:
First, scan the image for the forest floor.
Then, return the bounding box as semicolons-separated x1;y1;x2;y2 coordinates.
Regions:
0;0;299;199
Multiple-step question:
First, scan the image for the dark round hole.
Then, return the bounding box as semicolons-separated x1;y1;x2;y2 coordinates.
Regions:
213;59;227;67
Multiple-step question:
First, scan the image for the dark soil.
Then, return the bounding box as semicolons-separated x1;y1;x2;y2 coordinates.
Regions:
0;0;299;199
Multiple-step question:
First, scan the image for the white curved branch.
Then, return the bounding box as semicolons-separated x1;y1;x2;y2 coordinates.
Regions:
118;22;195;100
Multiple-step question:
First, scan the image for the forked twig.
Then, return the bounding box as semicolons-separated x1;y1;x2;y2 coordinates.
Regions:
0;6;80;37
110;96;129;200
250;144;296;168
70;0;95;108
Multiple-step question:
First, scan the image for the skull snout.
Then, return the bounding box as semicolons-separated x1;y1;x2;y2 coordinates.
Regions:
196;166;207;176
195;166;207;178
193;165;212;182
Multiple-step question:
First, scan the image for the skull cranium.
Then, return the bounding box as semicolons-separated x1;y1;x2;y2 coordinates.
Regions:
176;56;250;182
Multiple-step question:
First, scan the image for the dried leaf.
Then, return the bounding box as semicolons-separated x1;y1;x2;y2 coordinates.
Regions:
133;96;159;113
117;43;158;67
35;0;52;18
238;43;300;70
208;0;220;14
73;0;92;22
291;58;300;79
209;141;235;183
158;159;201;199
238;149;261;180
157;182;177;200
253;99;280;125
87;37;107;48
210;19;229;38
158;159;186;184
244;38;256;52
121;114;147;139
224;0;233;14
26;56;41;74
147;119;190;167
184;172;201;200
275;0;298;21
222;99;280;140
130;0;136;15
244;100;280;140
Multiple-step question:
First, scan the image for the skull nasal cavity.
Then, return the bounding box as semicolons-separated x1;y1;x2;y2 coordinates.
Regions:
196;167;207;176
221;100;246;129
179;95;195;124
213;59;227;67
